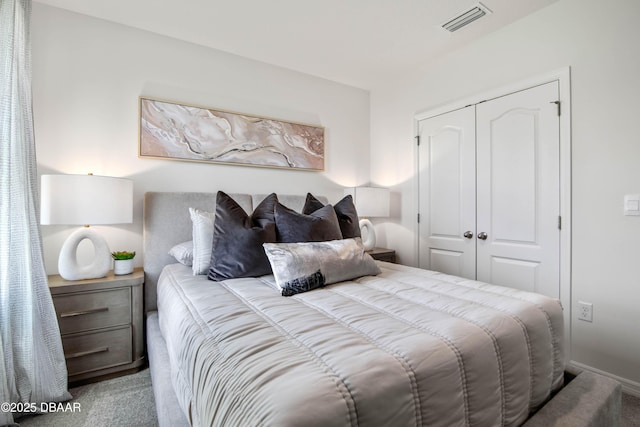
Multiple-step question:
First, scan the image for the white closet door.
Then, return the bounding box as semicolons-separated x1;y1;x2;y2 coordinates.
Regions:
476;82;560;297
417;106;476;279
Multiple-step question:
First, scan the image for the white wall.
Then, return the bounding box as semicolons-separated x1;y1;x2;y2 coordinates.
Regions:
370;0;640;390
32;4;370;275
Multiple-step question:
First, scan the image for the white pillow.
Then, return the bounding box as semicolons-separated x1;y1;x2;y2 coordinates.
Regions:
189;208;216;275
168;241;193;266
263;237;381;293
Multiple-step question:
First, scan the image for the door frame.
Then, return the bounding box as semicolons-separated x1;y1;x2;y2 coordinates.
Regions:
414;67;571;358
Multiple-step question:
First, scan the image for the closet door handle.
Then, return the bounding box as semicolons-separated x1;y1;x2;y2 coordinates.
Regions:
478;232;488;240
463;231;473;239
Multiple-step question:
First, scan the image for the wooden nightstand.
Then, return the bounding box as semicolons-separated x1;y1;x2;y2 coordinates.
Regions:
367;247;396;263
48;268;145;386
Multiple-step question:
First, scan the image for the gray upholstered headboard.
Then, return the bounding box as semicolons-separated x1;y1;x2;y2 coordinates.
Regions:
143;192;326;313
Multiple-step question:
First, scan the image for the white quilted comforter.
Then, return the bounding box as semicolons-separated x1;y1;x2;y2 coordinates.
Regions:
157;262;564;427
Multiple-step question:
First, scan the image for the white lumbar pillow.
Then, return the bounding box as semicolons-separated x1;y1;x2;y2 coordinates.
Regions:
189;207;216;275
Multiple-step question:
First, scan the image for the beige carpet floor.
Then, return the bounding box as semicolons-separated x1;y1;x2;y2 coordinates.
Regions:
623;392;640;426
13;368;640;426
15;369;157;427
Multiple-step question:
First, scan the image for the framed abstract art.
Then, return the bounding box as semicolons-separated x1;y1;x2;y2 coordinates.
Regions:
139;97;325;171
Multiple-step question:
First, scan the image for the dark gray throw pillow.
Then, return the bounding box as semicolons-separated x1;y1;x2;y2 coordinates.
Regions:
303;193;361;239
207;191;278;281
275;202;343;243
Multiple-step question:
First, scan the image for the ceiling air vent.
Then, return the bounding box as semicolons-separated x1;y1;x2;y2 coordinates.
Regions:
442;2;492;32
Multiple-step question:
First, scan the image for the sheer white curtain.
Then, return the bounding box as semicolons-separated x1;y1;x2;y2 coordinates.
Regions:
0;0;70;425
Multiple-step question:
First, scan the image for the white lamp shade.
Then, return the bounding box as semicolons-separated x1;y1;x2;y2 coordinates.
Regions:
41;174;133;225
344;186;390;251
347;186;390;218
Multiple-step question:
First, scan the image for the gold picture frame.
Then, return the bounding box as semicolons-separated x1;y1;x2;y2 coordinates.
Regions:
139;97;325;171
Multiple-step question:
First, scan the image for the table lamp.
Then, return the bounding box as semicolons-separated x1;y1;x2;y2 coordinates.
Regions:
346;186;390;251
41;174;133;280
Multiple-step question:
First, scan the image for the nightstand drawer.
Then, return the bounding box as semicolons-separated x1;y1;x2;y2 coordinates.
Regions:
53;288;131;334
63;326;132;376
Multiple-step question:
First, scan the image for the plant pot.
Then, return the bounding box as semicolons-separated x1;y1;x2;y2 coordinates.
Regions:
114;259;134;275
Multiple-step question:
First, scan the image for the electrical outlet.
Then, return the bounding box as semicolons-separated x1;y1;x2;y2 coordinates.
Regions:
578;301;593;322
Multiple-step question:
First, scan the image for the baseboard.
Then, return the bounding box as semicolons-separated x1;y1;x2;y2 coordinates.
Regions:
570;360;640;397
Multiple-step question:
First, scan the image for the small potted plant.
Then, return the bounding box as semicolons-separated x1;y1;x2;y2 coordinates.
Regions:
112;251;136;275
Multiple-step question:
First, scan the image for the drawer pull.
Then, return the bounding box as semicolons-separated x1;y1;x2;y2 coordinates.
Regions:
66;346;109;360
60;307;109;318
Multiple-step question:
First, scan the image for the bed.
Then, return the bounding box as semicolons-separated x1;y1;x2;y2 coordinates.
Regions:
143;192;621;427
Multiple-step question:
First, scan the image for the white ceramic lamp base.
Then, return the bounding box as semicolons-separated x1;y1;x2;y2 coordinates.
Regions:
359;218;376;251
58;227;111;280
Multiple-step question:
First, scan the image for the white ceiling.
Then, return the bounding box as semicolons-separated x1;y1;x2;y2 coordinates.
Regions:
34;0;558;90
